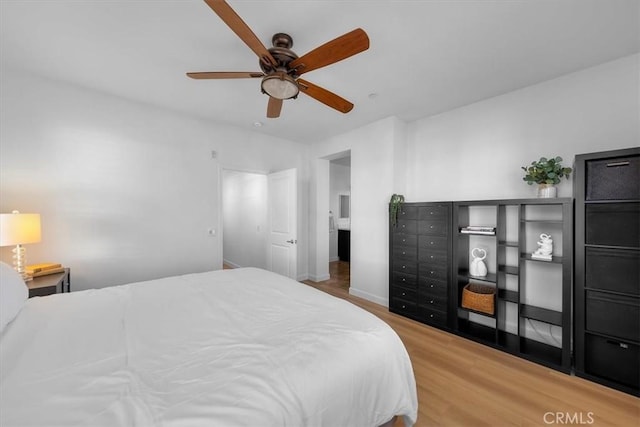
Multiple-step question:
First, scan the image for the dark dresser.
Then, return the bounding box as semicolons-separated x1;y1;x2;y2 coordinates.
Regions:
574;147;640;396
389;202;453;329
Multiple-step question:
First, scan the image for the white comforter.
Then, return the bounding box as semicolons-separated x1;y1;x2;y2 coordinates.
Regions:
1;268;417;427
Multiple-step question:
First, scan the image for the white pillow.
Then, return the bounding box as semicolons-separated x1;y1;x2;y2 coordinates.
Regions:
0;261;28;333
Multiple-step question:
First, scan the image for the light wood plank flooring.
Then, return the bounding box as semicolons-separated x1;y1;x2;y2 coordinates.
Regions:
303;262;639;426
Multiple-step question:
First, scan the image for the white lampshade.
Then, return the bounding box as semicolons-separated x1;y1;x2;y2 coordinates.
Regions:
0;212;42;246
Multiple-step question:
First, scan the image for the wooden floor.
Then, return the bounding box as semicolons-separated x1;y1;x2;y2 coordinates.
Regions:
304;261;639;427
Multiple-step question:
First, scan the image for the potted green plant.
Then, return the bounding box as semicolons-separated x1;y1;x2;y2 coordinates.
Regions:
389;194;405;226
521;156;572;198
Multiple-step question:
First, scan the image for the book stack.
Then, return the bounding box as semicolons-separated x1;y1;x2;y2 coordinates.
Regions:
459;226;496;235
26;263;65;277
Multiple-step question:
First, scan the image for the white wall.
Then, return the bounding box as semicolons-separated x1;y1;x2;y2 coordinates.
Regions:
329;162;350;261
222;170;267;269
406;54;640;202
310;116;407;304
310;54;638;307
0;69;309;290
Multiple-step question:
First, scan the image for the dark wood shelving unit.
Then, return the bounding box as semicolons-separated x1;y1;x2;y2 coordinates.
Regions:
453;198;572;373
390;197;573;375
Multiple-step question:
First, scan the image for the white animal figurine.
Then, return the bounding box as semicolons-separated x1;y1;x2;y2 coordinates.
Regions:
470;247;488;277
532;233;553;261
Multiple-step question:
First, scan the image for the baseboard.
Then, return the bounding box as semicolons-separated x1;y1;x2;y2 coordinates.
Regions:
222;259;242;269
349;287;389;307
297;273;309;281
307;273;331;282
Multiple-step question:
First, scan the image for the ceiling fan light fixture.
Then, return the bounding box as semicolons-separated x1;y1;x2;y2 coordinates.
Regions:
261;73;299;100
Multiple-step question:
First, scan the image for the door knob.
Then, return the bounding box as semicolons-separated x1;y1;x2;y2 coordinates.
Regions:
286;239;297;244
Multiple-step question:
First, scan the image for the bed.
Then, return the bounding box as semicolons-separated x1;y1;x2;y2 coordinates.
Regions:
0;264;418;426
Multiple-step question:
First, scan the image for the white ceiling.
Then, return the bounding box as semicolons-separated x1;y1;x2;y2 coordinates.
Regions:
1;1;638;144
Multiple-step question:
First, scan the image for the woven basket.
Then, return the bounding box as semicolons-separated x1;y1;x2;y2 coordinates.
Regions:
461;283;495;315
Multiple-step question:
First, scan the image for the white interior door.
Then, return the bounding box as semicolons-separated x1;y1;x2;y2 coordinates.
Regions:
267;168;297;279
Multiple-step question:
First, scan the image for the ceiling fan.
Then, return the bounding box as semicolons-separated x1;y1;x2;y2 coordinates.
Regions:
186;0;370;118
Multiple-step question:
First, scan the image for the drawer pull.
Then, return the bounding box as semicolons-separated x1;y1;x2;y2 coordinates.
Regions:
429;314;434;318
402;278;406;282
430;225;434;229
607;339;630;349
429;300;434;304
402;305;406;309
402;239;406;242
402;292;406;296
430;255;434;259
430;241;434;245
606;161;630;167
402;251;406;255
402;265;406;269
429;284;434;288
402;224;406;228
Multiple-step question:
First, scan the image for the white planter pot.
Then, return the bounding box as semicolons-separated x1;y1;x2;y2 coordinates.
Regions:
537;184;557;198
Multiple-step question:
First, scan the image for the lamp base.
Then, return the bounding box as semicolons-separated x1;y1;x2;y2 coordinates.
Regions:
12;244;33;281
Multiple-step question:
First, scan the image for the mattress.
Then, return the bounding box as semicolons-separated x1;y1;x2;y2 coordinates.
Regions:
1;267;418;426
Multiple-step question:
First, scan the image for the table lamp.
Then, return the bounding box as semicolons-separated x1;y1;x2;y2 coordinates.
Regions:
0;211;41;281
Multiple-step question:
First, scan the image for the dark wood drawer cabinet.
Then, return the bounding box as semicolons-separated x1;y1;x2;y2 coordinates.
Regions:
575;147;640;397
418;220;448;236
585;334;639;390
585;247;639;295
586;155;640;201
585;291;639;342
390;202;452;329
585;203;639;248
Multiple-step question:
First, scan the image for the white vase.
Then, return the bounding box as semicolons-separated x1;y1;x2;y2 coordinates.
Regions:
537;184;557;198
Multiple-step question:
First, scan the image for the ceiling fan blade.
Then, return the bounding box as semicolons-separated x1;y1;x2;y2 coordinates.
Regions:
297;79;354;113
289;28;369;75
186;71;264;79
203;0;277;67
267;96;283;118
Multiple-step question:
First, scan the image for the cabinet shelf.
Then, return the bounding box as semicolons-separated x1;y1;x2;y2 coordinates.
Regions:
458;270;497;283
520;219;563;225
520;337;564;369
498;240;518;247
458;306;496;319
457;319;496;343
520;304;562;326
521;253;563;264
498;265;519;275
498;289;519;303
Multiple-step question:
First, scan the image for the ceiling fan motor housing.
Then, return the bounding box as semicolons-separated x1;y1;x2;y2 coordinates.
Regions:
259;33;299;77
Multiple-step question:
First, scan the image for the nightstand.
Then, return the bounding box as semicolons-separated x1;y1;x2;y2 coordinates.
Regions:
28;268;70;297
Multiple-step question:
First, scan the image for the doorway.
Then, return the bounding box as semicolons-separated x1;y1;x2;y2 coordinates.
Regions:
329;155;351;288
221;168;298;279
222;169;268;270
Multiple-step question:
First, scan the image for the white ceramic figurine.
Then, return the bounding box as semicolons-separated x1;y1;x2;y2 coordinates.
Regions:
532;233;553;261
469;247;488;277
